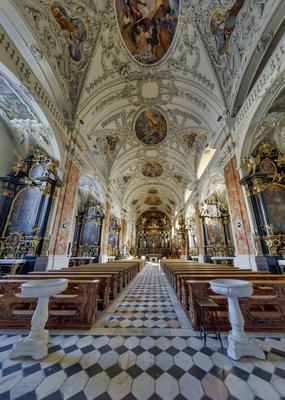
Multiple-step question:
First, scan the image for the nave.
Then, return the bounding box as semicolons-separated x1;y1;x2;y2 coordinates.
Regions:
1;0;285;398
1;263;285;400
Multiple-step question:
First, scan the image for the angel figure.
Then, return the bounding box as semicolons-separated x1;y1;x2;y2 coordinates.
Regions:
11;150;24;174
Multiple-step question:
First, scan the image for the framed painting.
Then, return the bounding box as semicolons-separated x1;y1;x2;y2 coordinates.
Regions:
262;184;285;232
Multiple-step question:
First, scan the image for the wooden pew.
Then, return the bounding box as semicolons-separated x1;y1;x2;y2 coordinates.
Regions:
5;274;113;309
178;273;283;309
186;279;285;332
66;262;140;286
0;279;99;329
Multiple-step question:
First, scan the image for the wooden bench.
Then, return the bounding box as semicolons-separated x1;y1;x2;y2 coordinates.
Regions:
178;273;283;309
186;279;285;332
0;279;99;329
5;274;113;309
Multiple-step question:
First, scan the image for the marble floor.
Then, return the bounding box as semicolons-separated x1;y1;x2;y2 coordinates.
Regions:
0;263;285;400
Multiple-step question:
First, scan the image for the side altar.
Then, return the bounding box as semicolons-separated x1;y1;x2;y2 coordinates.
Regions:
0;148;62;272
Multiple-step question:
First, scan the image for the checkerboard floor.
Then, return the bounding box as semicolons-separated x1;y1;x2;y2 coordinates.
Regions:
1;333;285;400
98;263;182;329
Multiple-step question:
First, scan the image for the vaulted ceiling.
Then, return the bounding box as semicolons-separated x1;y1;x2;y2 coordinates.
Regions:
1;0;283;218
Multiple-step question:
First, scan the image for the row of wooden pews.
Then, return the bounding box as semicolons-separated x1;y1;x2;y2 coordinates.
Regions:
0;261;140;330
161;260;285;332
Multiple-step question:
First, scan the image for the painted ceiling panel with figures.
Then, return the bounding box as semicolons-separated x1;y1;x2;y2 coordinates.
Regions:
2;0;282;218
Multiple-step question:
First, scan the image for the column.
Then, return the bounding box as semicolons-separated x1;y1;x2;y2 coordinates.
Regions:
100;200;111;262
194;201;205;262
48;157;80;269
224;156;256;269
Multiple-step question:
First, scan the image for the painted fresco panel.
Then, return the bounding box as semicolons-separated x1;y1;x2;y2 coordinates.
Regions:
115;0;180;65
50;1;87;61
135;108;167;145
142;161;163;177
210;0;245;55
0;75;34;120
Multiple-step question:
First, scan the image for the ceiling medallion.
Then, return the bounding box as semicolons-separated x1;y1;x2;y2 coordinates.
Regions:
135;108;167;145
115;0;180;65
142;161;163;177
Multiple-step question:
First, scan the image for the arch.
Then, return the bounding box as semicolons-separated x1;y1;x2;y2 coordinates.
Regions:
0;62;64;166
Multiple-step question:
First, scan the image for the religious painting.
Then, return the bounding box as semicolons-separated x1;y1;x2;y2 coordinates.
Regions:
142;161;163;177
5;187;42;236
123;176;131;184
105;134;119;151
262;185;285;232
135;108;167;145
206;219;224;245
50;1;87;62
210;0;245;55
0;75;34;120
115;0;180;65
184;132;198;149
82;221;98;245
145;195;162;205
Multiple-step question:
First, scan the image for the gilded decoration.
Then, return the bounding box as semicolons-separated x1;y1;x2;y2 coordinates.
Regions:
135;108;167;145
142;161;163;177
0;148;62;259
72;201;104;258
136;210;171;257
241;142;285;258
115;0;180;65
199;199;234;258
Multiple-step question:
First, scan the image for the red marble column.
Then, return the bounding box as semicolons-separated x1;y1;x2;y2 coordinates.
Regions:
194;201;204;256
224;156;255;258
101;201;111;260
49;157;80;258
122;218;128;246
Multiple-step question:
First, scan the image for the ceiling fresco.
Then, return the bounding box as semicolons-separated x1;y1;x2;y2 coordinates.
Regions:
210;0;245;56
115;0;180;65
50;1;87;62
142;161;163;177
135;108;167;145
1;0;282;218
0;75;35;121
